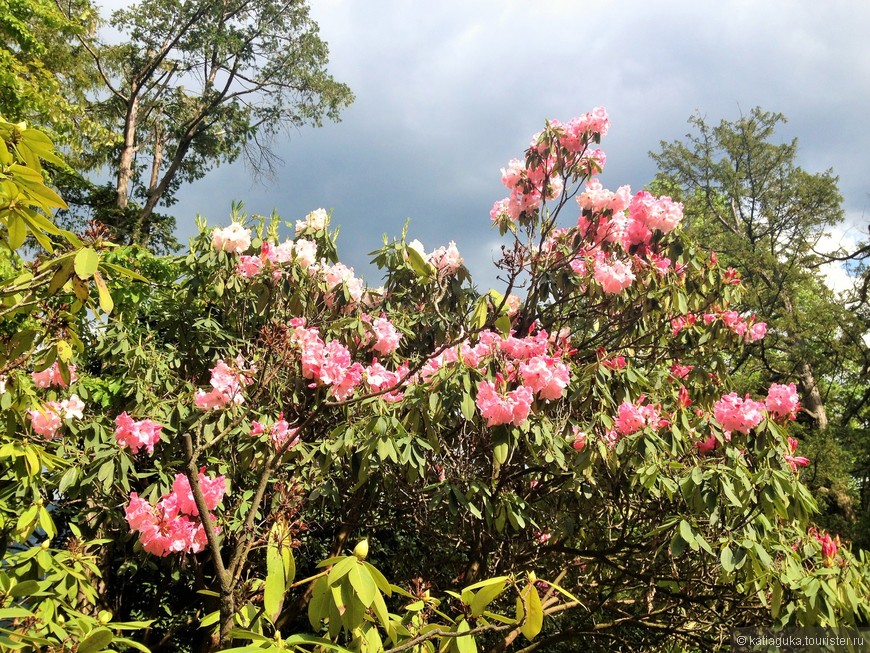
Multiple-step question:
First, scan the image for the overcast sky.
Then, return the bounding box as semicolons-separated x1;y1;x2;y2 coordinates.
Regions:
145;0;870;290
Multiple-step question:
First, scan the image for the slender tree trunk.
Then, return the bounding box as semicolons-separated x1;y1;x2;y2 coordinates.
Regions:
132;125;165;245
116;94;140;209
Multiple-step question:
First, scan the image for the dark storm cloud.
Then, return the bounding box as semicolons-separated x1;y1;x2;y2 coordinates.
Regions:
168;0;870;288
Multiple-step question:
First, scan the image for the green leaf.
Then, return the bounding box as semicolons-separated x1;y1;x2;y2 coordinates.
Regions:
7;213;26;249
327;555;357;586
453;619;476;653
93;271;113;314
520;584;543;640
470;297;488;330
406;245;435;280
679;520;695;546
470;579;506;617
720;545;734;573
264;541;286;622
74;247;100;280
77;627;113;653
9;580;41;597
347;563;377;608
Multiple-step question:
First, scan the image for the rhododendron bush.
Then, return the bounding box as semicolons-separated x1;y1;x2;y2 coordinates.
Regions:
2;114;869;652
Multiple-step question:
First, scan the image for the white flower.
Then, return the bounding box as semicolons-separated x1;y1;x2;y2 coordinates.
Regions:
212;222;251;253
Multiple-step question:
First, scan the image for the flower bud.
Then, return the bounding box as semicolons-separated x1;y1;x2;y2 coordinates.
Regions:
353;538;369;560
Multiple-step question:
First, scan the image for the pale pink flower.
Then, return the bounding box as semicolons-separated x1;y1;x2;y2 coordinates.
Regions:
713;393;765;435
293;239;317;269
371;317;401;355
59;394;84;419
747;321;767;341
593;256;635;294
295;208;328;235
28;405;63;439
519;356;570;401
428;241;463;274
766;382;800;419
212;222;251;253
32;361;77;388
115;412;163;455
236;255;263;278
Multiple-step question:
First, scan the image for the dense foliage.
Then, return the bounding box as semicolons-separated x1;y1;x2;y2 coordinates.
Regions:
2;110;869;652
651;109;870;552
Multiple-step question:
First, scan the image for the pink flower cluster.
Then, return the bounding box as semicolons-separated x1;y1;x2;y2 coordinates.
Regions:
194;357;253;410
592;254;635;294
475;381;533;427
320;262;366;305
766;382;800;419
614;398;663;436
713;393;765;435
236;238;318;279
463;329;571;427
293;322;364;401
114;412;163;454
713;382;801;438
409;239;463;275
251;414;299;449
32;361;77;388
370;316;401;355
518;355;570;401
212;222;251;253
491;110;610;226
125;470;227;557
364;360;409;403
28;395;84;439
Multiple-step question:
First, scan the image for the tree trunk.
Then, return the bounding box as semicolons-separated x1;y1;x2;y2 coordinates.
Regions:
116;94;139;209
797;361;829;430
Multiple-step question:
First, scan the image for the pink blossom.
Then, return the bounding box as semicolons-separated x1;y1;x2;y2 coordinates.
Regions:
125;493;156;531
670;362;695;379
571;427;587;452
519;356;570;401
212;222;251;253
115;412;163;454
195;358;252;410
766;383;799;419
427;241;463;274
628;191;683;233
615;402;645;436
695;434;718;454
371;317;401;355
615;399;660;436
678;386;692;408
294;239;318;269
32;361;77;388
713;393;765;434
475;382;533;427
815;531;840;567
593;256;635;294
747;321;767;342
172;471;228;515
236;255;263;278
28;405;63;439
59;394;84;419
